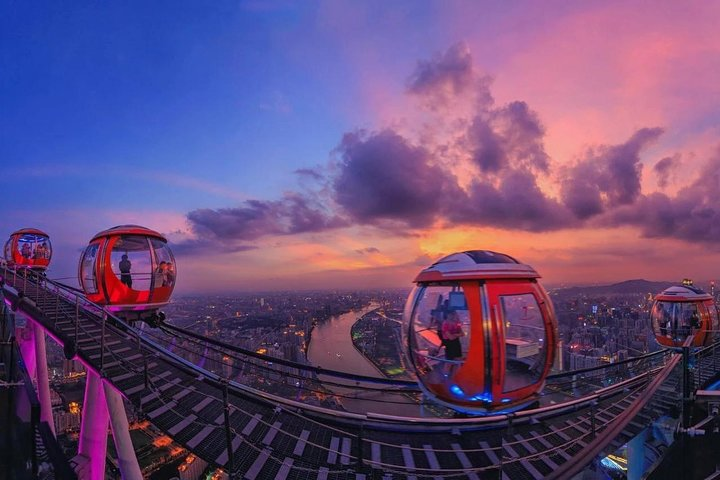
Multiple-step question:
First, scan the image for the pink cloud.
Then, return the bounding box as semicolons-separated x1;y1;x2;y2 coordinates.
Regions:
429;2;720;169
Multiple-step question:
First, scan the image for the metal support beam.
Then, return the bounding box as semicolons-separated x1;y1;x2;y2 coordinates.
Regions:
17;323;37;381
104;382;142;480
78;370;109;480
626;428;646;480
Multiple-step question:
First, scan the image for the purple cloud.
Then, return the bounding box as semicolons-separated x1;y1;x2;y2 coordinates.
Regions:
467;101;549;173
449;170;574;231
182;44;717;250
406;42;475;104
606;149;720;244
294;168;325;182
653;155;680;189
355;247;380;255
333;129;460;228
171;239;258;257
562;128;663;219
187;192;347;241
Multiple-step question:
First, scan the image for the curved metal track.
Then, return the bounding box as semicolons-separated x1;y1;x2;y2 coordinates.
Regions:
0;268;697;479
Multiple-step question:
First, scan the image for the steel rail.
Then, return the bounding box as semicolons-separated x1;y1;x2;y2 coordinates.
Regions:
546;351;682;480
0;267;685;430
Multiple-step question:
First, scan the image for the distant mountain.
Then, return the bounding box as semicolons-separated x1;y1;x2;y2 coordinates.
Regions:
552;279;676;296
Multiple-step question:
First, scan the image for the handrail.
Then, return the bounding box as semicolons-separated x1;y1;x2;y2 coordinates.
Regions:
163;310;671;389
7;265;673;388
159;320;420;388
546;352;682;480
546;348;670;380
0;266;690;429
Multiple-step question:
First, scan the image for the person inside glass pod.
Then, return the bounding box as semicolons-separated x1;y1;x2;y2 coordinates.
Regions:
3;228;52;270
650;282;718;348
405;250;558;413
78;225;176;325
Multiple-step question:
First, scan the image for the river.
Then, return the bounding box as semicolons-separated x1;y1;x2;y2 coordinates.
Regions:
307;304;424;417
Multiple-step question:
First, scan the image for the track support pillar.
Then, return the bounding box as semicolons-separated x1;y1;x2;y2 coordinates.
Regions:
77;370;109;480
104;382;143;479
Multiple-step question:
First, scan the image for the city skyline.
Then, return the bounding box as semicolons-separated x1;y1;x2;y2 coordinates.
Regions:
3;1;720;293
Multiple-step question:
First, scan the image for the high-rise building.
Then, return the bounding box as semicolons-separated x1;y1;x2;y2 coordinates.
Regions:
63;358;82;377
554;340;564;371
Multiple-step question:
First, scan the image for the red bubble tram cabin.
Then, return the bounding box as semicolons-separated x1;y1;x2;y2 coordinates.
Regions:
78;225;176;325
650;285;719;349
4;228;53;270
404;250;558;414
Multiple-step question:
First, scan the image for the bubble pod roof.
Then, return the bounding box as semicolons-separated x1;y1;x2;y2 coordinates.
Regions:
414;250;540;283
11;227;50;239
406;250;557;414
90;224;166;243
79;224;175;323
654;285;713;302
4;227;53;270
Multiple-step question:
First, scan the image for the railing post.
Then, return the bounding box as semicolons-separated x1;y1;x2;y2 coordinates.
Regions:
22;269;27;293
356;423;365;473
499;435;504;479
144;357;149;390
8;337;15;379
682;346;691;429
222;379;235;478
55;285;60;322
139;356;149;417
1;302;6;341
100;310;106;376
75;297;79;344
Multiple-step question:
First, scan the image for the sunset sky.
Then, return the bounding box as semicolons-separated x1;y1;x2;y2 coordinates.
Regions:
3;1;720;293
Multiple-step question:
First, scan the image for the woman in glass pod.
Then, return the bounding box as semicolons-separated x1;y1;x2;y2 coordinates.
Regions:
404;250;558;414
651;284;718;348
4;228;52;270
78;225;176;325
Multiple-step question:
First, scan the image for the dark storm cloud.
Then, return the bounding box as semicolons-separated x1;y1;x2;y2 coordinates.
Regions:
561;128;664;219
187;192;347;241
333;129;460;228
406;42;474;102
653;155;680;189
